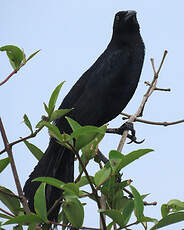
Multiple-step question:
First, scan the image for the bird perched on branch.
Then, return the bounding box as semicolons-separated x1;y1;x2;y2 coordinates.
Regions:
24;10;145;220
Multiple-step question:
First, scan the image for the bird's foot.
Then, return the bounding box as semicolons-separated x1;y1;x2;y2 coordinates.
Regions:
118;122;135;136
116;122;144;144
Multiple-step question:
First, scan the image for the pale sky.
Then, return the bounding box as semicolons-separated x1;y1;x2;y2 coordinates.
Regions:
1;1;184;229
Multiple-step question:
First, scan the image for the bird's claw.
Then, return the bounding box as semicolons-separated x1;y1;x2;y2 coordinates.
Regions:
118;122;135;136
119;122;144;145
127;134;145;144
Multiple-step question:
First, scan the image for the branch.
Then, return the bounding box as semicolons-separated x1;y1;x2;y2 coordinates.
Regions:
117;50;168;152
0;69;18;86
118;221;139;230
68;143;107;230
0;118;31;214
144;201;157;206
0;126;43;155
0;208;15;218
121;112;184;127
144;81;171;91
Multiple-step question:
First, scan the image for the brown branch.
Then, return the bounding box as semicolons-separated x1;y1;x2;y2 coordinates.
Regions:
143;201;157;206
121;112;184;127
118;221;139;230
117;50;168;152
0;126;43;155
0;208;15;218
0;69;18;86
0;117;31;214
144;81;171;91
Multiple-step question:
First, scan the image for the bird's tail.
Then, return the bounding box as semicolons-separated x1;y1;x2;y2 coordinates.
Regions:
23;139;74;220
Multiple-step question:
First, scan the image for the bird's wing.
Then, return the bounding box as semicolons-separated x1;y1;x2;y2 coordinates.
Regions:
60;47;130;110
68;47;131;125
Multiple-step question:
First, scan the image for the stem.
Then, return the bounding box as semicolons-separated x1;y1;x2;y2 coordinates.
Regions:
69;144;107;230
0;69;18;86
0;117;31;214
0;208;15;217
0;126;43;155
117;50;168;152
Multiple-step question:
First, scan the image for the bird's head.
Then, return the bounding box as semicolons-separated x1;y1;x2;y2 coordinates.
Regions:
112;11;140;42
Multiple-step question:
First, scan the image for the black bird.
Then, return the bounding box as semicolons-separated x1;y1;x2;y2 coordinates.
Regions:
24;10;145;220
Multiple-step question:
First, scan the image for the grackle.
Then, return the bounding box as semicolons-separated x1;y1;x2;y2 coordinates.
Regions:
24;10;145;221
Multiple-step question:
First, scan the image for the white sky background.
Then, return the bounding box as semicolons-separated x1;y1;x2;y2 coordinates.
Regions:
1;1;184;229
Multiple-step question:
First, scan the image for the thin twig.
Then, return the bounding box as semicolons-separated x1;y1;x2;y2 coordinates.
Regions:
117;50;168;152
118;221;139;230
144;81;171;91
121;112;184;127
0;118;31;214
49;221;100;230
0;126;43;155
144;201;157;206
0;69;18;86
0;208;15;218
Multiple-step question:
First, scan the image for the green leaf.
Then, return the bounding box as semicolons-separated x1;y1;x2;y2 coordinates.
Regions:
150;212;184;230
0;187;20;215
26;49;41;62
130;185;144;221
62;183;79;197
117;149;153;172
48;82;65;116
43;103;49;114
72;126;104;151
0;157;10;173
63;199;84;228
76;176;94;187
3;214;42;225
161;204;169;218
34;183;47;222
109;150;123;172
94;167;111;187
0;213;12;220
27;223;37;230
122;199;134;225
82;125;106;160
23;114;33;133
41;121;63;141
33;177;65;189
65;117;81;131
99;209;124;227
167;199;184;212
24;140;43;161
140;216;158;224
107;222;114;230
50;109;73;122
0;45;24;69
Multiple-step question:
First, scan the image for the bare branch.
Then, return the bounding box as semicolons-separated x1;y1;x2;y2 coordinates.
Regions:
144;81;171;92
0;117;31;214
144;201;157;206
117;50;168;152
0;126;43;155
0;69;18;86
0;207;15;218
121;112;184;127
